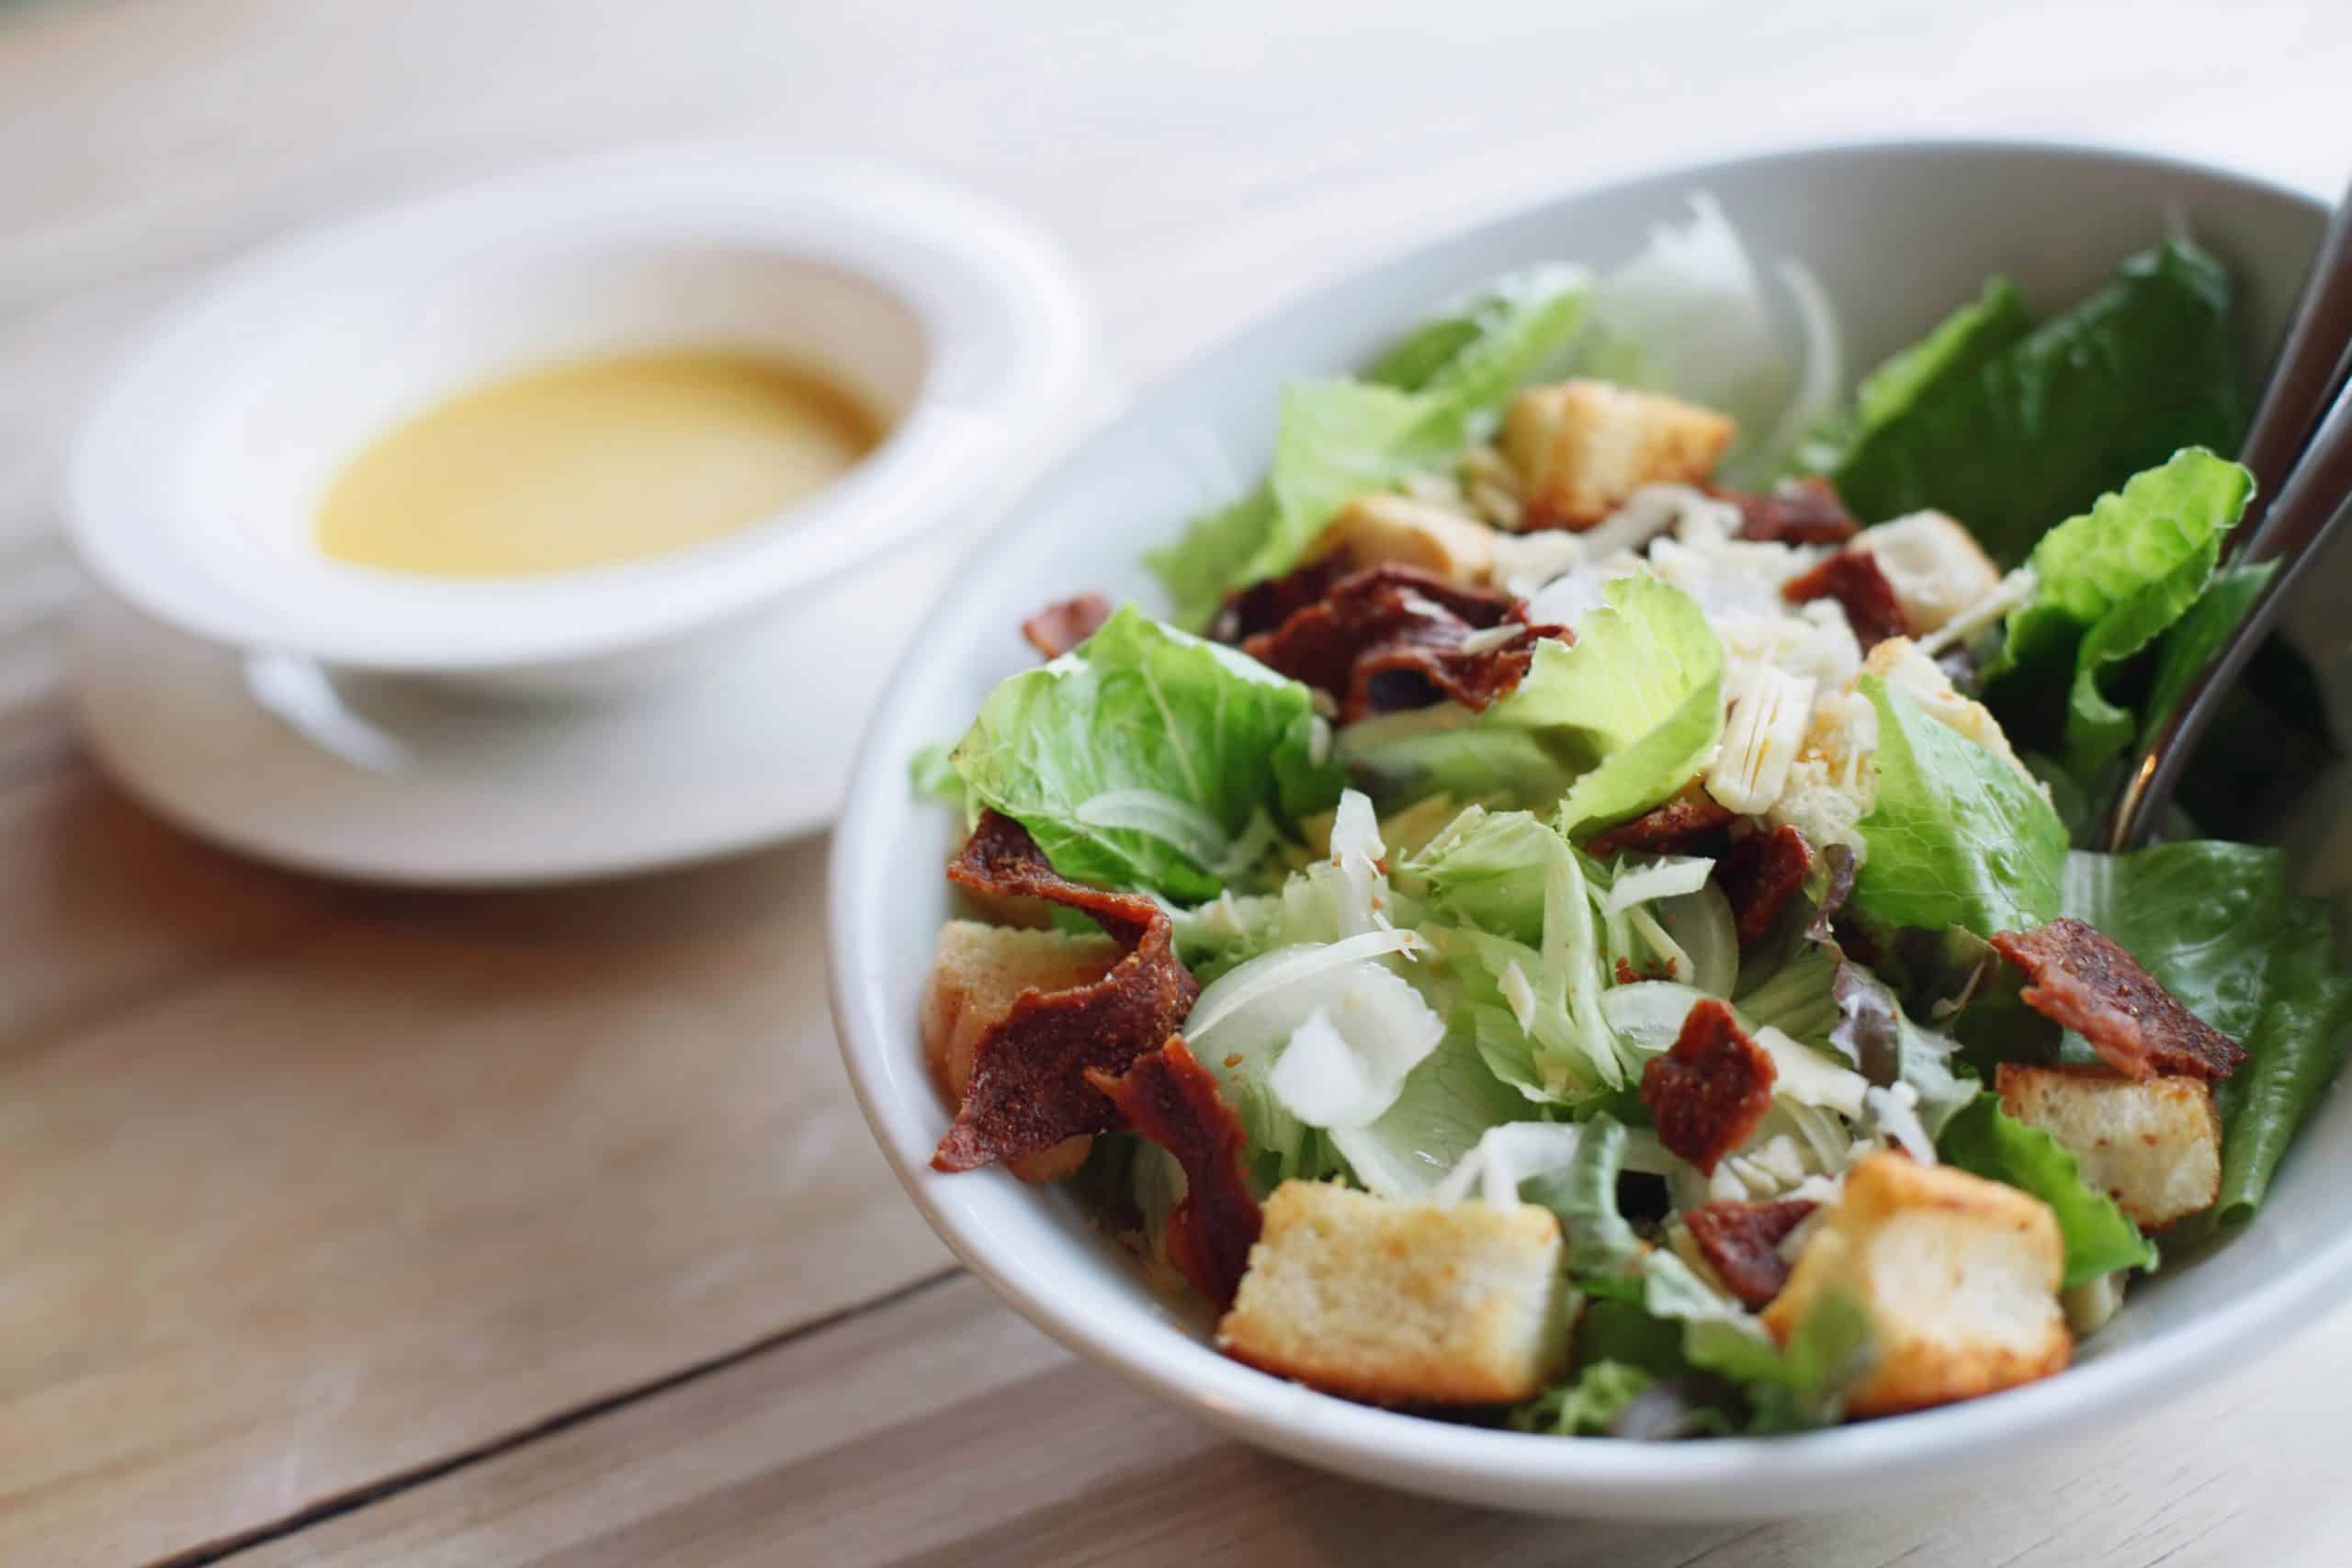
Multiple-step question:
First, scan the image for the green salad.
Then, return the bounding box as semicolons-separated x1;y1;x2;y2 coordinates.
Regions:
909;197;2352;1436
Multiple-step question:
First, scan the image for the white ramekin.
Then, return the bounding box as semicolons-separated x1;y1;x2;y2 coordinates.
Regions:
64;147;1092;687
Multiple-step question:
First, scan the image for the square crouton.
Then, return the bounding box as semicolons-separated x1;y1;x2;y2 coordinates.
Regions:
920;919;1119;1184
1762;1153;2069;1417
1996;1064;2222;1232
1499;379;1736;530
1308;493;1500;586
1216;1180;1569;1405
1852;511;2001;635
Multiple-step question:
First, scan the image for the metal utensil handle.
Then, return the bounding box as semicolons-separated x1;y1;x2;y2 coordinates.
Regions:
2231;174;2352;550
2106;378;2352;851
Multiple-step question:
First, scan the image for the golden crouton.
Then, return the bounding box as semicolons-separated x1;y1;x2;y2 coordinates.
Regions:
1853;511;2001;635
1499;379;1736;530
1309;493;1501;585
1763;1153;2069;1417
1862;637;2040;790
1996;1065;2222;1232
920;919;1119;1184
1216;1180;1570;1404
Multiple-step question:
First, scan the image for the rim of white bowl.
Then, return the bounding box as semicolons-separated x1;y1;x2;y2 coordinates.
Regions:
63;146;1093;673
830;135;2348;1514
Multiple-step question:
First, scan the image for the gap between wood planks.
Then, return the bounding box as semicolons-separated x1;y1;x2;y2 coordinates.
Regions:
160;1265;968;1568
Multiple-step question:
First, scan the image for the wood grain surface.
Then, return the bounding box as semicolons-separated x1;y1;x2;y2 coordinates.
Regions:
4;2;2348;1563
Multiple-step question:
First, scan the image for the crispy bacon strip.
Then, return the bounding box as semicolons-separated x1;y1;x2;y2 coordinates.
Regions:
1021;592;1112;660
1683;1198;1817;1308
1642;998;1778;1175
932;813;1201;1172
1781;549;1907;648
1713;478;1860;546
1239;565;1566;723
1716;826;1815;947
1585;784;1736;858
1989;918;2246;1081
1210;555;1352;645
1086;1038;1261;1308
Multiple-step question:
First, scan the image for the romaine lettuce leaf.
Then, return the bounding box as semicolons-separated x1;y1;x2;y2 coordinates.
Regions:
1340;574;1724;828
2059;840;2352;1224
1146;269;1590;626
2138;559;2277;751
1938;1093;2157;1286
1987;449;2253;777
947;604;1342;898
1849;676;2068;938
909;740;972;815
1242;378;1448;585
1794;276;2030;478
2215;897;2352;1225
1821;239;2243;563
1142;486;1278;639
1366;263;1592;446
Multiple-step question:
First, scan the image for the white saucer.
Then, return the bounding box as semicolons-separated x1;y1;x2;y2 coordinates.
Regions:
73;536;965;886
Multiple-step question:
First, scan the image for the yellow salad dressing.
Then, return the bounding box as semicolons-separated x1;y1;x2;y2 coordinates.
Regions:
316;349;884;576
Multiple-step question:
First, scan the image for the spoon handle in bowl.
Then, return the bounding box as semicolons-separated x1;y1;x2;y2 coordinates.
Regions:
2231;174;2352;550
2105;380;2352;852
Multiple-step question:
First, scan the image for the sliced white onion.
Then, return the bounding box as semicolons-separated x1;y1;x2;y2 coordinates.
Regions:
1604;855;1716;911
1265;967;1447;1131
1432;1121;1588;1209
1755;1025;1870;1119
1182;929;1422;1043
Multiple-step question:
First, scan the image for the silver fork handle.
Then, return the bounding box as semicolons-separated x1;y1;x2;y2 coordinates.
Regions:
2105;380;2352;851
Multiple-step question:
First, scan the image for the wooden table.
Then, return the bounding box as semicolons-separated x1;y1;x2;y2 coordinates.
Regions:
6;3;2348;1562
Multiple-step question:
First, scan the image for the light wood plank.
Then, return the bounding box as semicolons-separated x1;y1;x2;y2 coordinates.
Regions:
0;827;948;1565
236;1269;2352;1568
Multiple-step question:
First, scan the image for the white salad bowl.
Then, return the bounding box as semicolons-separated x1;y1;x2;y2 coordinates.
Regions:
828;141;2344;1518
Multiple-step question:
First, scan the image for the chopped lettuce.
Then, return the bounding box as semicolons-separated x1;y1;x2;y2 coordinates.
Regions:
2060;841;2352;1224
1365;263;1594;447
1520;1108;1867;1425
1247;378;1449;582
1510;1359;1659;1437
1522;1112;1645;1284
1817;239;2243;563
1141;486;1279;639
1341;574;1724;829
947;605;1342;898
1337;1032;1539;1200
1988;449;2253;777
1849;676;2068;938
909;739;971;814
1939;1093;2157;1286
1738;1291;1876;1433
1826;959;1977;1140
1397;808;1734;1105
1419;816;1629;1100
1146;269;1590;626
